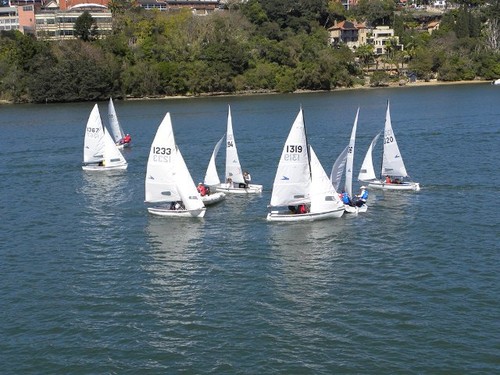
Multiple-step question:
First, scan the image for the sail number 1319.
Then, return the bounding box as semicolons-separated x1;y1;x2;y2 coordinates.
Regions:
284;145;303;161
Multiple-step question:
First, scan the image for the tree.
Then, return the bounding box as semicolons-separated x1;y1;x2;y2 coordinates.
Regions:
74;11;99;42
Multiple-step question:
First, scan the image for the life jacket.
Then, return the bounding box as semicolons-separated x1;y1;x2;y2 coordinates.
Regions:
298;204;307;214
197;185;206;196
360;190;368;201
341;192;351;204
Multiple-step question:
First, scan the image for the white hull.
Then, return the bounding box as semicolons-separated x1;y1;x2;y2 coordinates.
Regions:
147;206;206;218
344;203;368;214
82;163;127;171
266;207;344;222
357;204;368;213
344;205;358;214
201;192;226;206
366;180;420;191
215;183;263;194
116;142;131;150
492;79;500;85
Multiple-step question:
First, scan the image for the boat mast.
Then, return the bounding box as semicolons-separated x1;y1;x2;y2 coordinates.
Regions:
302;106;313;180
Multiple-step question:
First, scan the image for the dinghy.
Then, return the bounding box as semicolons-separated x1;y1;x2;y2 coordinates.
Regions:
207;105;263;194
108;98;131;149
330;108;367;213
267;108;344;222
358;101;420;191
145;112;206;218
82;104;128;171
200;135;226;205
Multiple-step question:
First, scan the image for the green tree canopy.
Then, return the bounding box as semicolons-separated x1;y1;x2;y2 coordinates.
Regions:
74;11;99;41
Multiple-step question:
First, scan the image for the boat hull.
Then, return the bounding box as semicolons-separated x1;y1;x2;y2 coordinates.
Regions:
82;163;128;171
266;208;344;222
201;192;226;206
147;206;206;218
215;183;263;194
116;142;131;150
366;180;420;191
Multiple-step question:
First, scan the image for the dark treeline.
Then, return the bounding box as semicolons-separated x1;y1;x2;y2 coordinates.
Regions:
1;0;499;103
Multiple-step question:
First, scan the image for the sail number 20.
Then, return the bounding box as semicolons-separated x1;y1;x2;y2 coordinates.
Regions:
153;146;172;162
284;145;303;161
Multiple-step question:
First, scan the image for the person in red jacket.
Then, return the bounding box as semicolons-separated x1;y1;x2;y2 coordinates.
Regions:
120;134;132;145
297;204;308;214
197;182;207;196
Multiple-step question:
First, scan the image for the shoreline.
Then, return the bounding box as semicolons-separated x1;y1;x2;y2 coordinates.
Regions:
130;79;492;101
0;79;492;105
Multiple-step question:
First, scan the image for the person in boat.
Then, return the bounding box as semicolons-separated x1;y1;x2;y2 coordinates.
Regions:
354;186;368;207
243;171;251;186
340;190;354;206
385;175;392;184
170;201;184;210
119;134;132;145
226;177;233;187
98;160;105;167
197;182;208;196
288;205;297;214
297;204;308;214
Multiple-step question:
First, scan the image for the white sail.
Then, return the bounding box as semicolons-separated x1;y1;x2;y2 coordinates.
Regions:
345;108;359;197
381;101;408;178
83;104;106;164
330;145;348;192
269;108;311;207
145;113;181;203
174;146;205;212
204;135;225;186
225;105;245;184
102;124;127;167
108;98;125;143
358;133;380;181
83;104;127;169
309;146;343;214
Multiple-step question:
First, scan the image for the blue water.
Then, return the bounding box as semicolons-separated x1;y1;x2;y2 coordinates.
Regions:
1;84;499;374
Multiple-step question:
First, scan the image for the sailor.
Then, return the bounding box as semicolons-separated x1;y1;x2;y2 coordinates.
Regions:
355;186;368;207
243;171;251;185
341;190;353;206
197;182;207;196
297;204;308;214
120;134;132;145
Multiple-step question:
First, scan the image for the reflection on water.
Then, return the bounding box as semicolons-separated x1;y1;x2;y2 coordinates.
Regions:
78;171;130;247
267;220;347;306
143;218;205;352
145;217;204;271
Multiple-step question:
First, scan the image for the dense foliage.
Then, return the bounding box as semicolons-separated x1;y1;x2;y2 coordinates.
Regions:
0;0;499;103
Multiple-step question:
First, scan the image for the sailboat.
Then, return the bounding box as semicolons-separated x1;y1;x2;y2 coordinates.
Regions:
358;101;420;191
330;108;367;213
200;135;226;205
267;108;345;222
206;105;262;194
144;112;206;218
82;104;128;171
108;98;131;149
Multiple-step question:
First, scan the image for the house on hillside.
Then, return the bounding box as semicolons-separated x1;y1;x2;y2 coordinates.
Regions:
15;1;112;40
368;26;404;55
426;20;440;34
136;0;220;15
328;20;367;51
328;22;403;55
0;4;20;32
